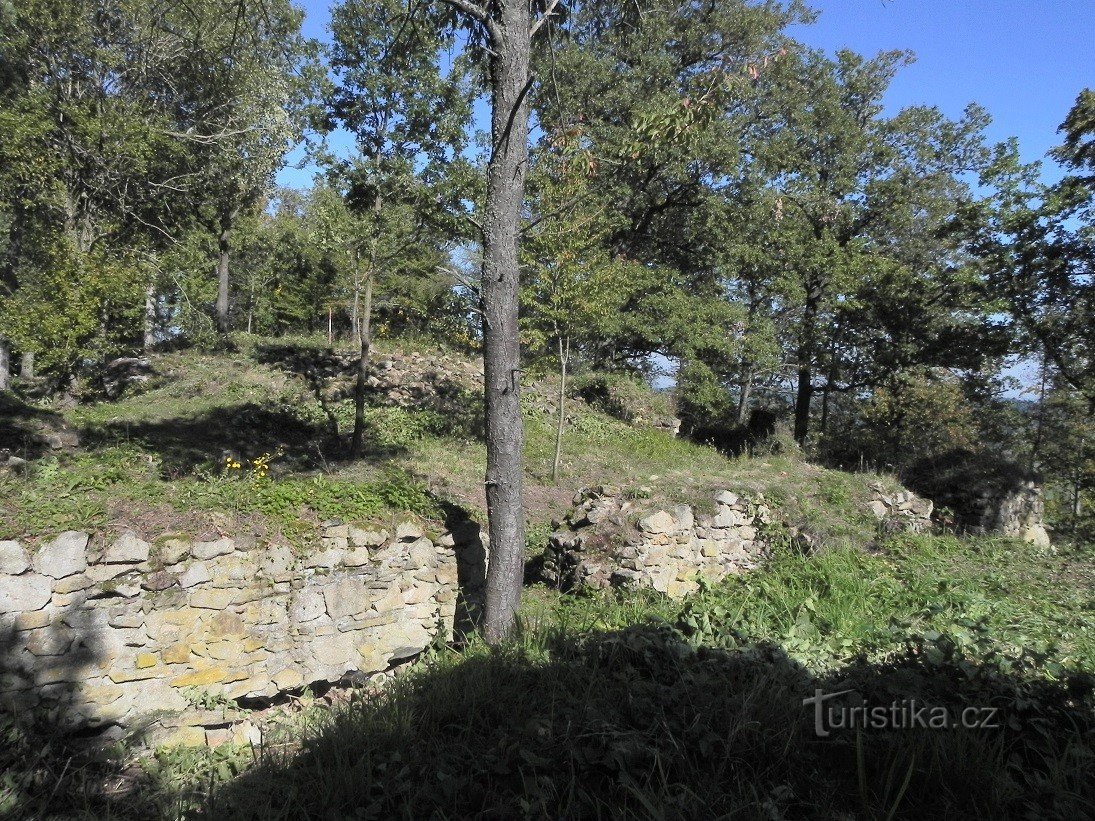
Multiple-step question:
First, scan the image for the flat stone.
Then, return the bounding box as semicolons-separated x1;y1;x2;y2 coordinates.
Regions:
349;527;388;547
325;578;369;619
0;573;52;612
271;668;304;690
191;538;234;560
103;532;150;564
395;521;424;542
714;490;740;507
189;589;234;610
290;589;325;623
738;526;758;541
53;574;94;594
170;667;227;687
178;562;212;588
160;539;191;565
141;571;178;592
712;509;742;529
34;532;88;578
638;511;675;535
0;541;28;575
87;563;131;583
25;627;74;656
324;525;349;539
868;500;889;520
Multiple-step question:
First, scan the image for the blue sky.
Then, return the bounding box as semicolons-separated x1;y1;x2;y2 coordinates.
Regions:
279;0;1095;189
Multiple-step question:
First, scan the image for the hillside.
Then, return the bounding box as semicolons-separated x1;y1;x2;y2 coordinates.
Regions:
0;337;905;553
1;339;1093;820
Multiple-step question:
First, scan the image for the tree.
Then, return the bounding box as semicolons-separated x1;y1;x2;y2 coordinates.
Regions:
160;0;319;337
747;47;997;445
522;132;638;480
328;0;471;458
413;0;567;643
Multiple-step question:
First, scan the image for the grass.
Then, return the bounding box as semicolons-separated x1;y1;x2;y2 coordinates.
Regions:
5;533;1090;819
2;340;896;552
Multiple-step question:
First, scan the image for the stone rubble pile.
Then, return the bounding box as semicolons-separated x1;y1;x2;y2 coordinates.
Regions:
535;487;771;597
866;484;935;534
0;521;484;744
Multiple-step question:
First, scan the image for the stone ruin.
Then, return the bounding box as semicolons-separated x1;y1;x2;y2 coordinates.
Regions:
0;521;485;746
533;487;772;597
865;483;935;534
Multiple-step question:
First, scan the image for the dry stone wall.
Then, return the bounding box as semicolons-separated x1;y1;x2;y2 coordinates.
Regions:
535;487;771;597
0;521;485;740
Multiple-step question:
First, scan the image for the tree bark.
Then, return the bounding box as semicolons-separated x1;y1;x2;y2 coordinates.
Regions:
736;363;753;426
20;351;35;380
552;335;569;483
0;338;10;391
144;282;157;352
215;209;235;336
350;274;373;458
794;280;822;445
479;2;532;644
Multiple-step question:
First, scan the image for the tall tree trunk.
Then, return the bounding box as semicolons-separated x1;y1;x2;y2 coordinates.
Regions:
552;335;569;483
350;274;374;458
0;338;10;391
794;282;822;445
144;282;157;352
479;3;532;644
736;362;753;426
20;351;34;379
215;209;235;336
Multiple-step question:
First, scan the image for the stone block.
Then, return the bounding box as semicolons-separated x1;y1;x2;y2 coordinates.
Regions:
324;577;369;619
714;490;740;507
395;521;424;542
87;563;131;583
291;589;325;623
170;667;227;687
712;509;741;529
178;562;211;589
0;541;28;575
349;528;388;547
54;574;94;595
1;573;52;612
189;589;234;610
638;510;675;534
104;532;150;564
34;532;88;578
160;539;191;565
191;538;234;560
305;547;344;569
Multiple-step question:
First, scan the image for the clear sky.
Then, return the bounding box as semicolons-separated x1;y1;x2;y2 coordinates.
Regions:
279;0;1094;189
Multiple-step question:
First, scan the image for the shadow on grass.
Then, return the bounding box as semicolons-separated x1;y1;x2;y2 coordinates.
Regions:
253;343;485;443
0;392;74;461
208;624;1095;820
77;402;410;479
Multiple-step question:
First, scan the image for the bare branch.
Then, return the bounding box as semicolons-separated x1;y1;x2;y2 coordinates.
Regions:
529;0;561;38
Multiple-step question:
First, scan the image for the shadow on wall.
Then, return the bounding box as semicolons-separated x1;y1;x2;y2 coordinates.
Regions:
204;624;1095;820
0;599;129;818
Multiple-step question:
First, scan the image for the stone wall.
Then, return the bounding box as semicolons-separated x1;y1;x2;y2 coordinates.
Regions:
866;483;934;534
534;487;770;597
0;521;484;741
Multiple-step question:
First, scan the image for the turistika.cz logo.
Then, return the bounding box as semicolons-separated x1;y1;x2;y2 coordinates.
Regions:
802;688;1001;738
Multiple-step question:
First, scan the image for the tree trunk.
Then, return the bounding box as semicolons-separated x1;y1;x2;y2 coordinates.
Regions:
736;363;753;426
794;283;822;446
215;210;234;336
144;282;157;352
20;351;34;379
479;3;532;644
0;338;10;391
350;275;374;458
552;335;569;483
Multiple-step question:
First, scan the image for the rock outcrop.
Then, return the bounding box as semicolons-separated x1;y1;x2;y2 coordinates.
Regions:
0;521;485;742
533;487;770;597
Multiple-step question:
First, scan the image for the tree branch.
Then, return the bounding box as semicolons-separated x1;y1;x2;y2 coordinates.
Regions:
436;0;502;44
529;0;561;39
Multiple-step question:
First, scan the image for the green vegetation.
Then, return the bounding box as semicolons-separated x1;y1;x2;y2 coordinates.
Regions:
5;534;1090;819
